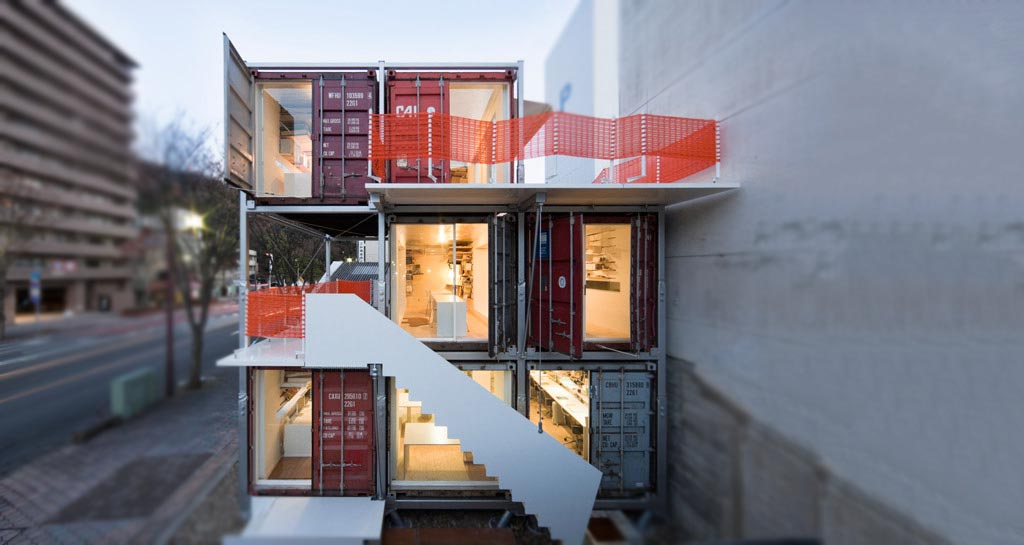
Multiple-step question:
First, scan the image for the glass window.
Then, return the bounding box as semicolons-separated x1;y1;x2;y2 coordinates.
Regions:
391;223;489;340
257;82;313;198
530;370;590;460
584;224;631;340
449;82;510;184
254;369;312;485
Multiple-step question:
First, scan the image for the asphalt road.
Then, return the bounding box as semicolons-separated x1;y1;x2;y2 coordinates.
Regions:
0;311;241;475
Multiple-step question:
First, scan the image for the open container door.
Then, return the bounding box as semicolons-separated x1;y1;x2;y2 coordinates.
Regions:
489;213;518;356
631;214;658;352
223;34;254;191
528;213;584;358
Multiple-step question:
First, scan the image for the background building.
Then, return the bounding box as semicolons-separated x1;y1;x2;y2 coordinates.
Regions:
544;0;619;184
0;0;138;323
609;1;1020;544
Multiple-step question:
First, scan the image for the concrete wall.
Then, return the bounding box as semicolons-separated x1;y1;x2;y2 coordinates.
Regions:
618;2;1024;544
545;0;619;184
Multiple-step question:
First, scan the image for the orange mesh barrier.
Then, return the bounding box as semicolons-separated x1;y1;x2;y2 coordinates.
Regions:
246;280;372;338
369;112;718;182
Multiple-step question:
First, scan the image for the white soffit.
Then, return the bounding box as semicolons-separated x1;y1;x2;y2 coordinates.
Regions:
366;182;739;207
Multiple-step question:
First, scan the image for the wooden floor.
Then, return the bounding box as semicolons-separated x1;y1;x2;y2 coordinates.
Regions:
268;456;311;479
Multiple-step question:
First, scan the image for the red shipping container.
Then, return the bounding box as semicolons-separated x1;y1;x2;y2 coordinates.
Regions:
322;111;370;135
312;369;375;496
322;136;369;159
323;80;374;111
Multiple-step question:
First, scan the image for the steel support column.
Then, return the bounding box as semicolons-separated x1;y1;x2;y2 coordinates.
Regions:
377;212;386;313
325;235;332;279
516;211;527;416
237;190;250;519
656;209;667;514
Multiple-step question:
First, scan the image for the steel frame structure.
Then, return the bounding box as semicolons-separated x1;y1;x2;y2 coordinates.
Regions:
236;194;669;517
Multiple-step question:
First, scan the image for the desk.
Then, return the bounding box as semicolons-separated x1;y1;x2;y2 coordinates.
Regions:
531;374;590;458
429;291;467;337
402;422;461;476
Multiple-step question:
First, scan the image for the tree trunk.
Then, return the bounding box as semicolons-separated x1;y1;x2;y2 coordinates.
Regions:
0;280;6;341
187;323;204;389
0;258;9;341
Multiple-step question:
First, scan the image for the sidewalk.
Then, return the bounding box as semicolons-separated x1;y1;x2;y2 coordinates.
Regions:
0;366;243;544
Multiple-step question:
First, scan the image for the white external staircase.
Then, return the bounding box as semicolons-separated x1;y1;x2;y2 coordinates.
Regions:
303;294;601;545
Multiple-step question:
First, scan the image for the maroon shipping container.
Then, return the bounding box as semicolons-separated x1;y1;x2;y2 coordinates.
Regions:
526;213;659;358
313;74;376;202
386;71;517;184
322;111;370;135
322;136;369;159
388;78;447;183
312;369;376;496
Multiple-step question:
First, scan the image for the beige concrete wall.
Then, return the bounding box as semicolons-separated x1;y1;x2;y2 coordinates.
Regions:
618;1;1024;544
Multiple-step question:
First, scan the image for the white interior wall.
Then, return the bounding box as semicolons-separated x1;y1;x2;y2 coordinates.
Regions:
471;245;488;317
584;224;630;338
261;369;283;479
619;2;1024;544
260;89;282;196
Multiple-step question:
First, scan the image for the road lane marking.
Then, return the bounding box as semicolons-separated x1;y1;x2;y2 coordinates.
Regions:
0;320;237;382
0;323;238;406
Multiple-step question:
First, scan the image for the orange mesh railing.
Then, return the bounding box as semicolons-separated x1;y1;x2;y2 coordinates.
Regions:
369;111;718;182
246;280;372;338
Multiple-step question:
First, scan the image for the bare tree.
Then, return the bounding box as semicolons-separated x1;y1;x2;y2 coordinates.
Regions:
0;167;46;339
138;118;238;389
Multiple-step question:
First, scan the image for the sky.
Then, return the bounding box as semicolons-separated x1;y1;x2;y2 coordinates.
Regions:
66;0;580;156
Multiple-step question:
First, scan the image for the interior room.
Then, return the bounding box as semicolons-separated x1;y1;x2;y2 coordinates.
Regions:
258;82;313;197
254;369;312;483
392;371;510;484
584;223;631;340
529;370;590;460
392;223;489;340
449;82;510;183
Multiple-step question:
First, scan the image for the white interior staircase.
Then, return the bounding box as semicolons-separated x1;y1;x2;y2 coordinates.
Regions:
303;293;602;545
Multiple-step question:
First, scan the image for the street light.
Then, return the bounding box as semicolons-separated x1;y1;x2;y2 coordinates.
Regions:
183;211;204;232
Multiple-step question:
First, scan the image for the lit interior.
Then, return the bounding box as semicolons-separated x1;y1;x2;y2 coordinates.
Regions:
258;82;313;197
584;223;631;340
449;82;510;183
393;371;510;484
255;369;312;482
392;223;489;340
529;370;590;461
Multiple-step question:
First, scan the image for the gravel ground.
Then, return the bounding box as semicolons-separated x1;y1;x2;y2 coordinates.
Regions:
385;509;555;545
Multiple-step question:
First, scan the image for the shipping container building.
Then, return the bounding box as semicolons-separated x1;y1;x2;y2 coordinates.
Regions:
220;36;735;545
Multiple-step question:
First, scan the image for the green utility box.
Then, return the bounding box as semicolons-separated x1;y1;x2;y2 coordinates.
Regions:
110;368;160;419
